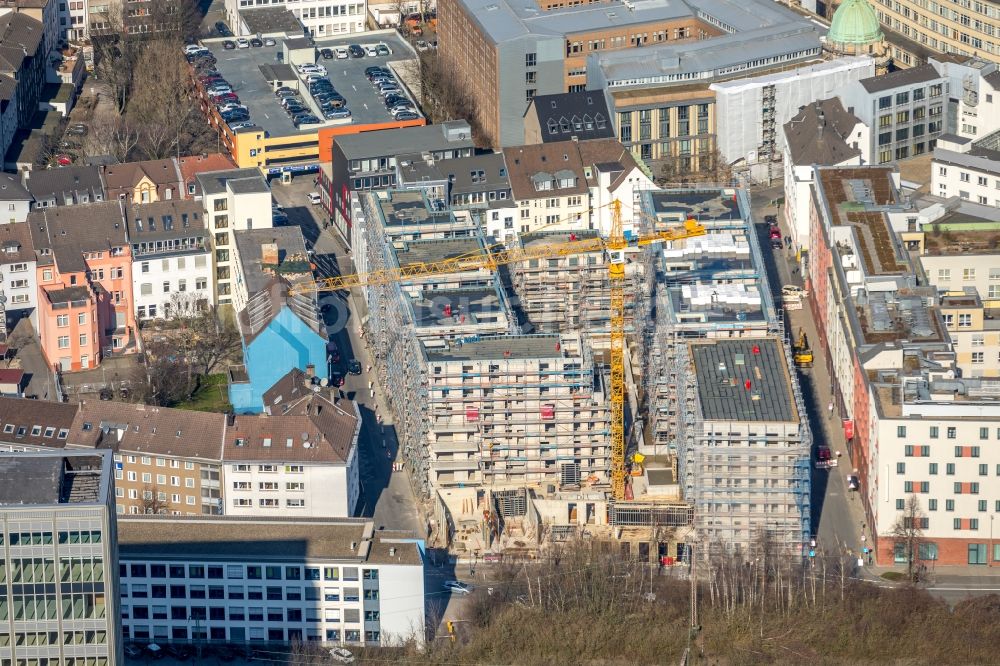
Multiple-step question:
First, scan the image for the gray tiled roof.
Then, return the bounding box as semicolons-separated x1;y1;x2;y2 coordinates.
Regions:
29;201;128;272
783;98;862;166
526;91;614;143
196;168;269;196
334;121;473;160
0;170;30;200
859;63;941;93
126;199;207;241
23;165;105;205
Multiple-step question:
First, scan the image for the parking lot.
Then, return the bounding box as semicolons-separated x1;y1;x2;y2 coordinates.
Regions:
200;32;420;137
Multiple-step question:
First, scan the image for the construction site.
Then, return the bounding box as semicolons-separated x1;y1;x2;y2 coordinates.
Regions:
340;186;811;560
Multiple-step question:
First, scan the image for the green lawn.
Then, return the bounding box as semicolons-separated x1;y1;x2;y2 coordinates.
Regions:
176;373;231;413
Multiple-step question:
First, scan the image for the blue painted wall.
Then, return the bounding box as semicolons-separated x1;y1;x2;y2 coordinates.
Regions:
229;306;328;413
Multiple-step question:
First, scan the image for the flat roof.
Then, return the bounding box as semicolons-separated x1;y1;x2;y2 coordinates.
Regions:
201;33;421;137
394;237;484;269
0;450;110;506
196;168;269;196
234;227;311;295
425;334;568;362
334;120;473;159
377;191;457;229
238;7;303;35
690;338;796;422
118;516;422;565
407;287;505;328
859;63;942;94
645;189;743;223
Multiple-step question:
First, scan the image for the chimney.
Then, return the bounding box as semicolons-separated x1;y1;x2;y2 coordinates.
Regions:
261;242;279;265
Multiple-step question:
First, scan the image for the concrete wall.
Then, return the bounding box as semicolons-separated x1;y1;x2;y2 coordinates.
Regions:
496;35;564;148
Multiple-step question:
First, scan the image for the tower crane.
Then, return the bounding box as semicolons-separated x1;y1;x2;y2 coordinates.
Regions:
291;200;706;500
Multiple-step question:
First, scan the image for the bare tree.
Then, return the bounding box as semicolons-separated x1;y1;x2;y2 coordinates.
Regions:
86;109;140;162
416;51;487;147
140;484;171;514
127;39;200;160
167;294;242;376
891;494;928;583
91;4;138;114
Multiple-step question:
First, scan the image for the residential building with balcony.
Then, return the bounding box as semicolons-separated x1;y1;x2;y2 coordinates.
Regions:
196;168;273;306
30;201;137;371
126;199;214;321
117;516;424;647
0;449;122;665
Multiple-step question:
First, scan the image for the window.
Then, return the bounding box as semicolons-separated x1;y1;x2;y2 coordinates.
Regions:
948;427;957;439
897;462;906;474
929;463;938;475
928;499;938;511
947;463;955;475
946;499;955;511
930;426;939;438
970;543;988;564
525;52;536;67
57;336;69;349
896;498;905;511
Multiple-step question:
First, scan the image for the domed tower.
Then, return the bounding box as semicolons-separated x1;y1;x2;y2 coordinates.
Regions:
825;0;890;72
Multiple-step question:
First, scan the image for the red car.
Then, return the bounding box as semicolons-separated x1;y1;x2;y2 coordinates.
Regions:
55;154;72;166
768;224;781;240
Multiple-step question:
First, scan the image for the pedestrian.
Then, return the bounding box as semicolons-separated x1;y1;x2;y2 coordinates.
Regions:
868;554;873;565
828;401;834;419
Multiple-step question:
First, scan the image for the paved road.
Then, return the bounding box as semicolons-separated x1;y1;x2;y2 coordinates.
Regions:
747;188;869;562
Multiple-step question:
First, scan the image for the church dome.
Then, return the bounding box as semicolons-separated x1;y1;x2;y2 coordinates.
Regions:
828;0;883;45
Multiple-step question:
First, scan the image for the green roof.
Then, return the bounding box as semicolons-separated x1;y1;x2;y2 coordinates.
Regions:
828;0;883;45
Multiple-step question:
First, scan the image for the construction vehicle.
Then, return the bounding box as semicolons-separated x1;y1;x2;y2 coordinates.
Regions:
291;200;705;500
630;452;646;477
793;328;813;368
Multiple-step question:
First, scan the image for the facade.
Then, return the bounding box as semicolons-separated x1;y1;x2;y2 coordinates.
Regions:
225;0;366;38
30;201;138;371
711;56;874;180
782;98;868;254
588;19;827;177
682;338;811;551
319;121;474;243
0;12;45;131
932;142;1000;207
22;165;106;208
917;207;1000;308
117;516;424;646
196;168;273;307
0;449;122;665
0;170;31;222
929;56;1000;140
0;220;36;329
868;0;1000;67
840;63;949;163
127;199;214;321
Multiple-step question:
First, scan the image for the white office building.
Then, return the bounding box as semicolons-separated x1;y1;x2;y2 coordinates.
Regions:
226;0;367;37
117;516;424;646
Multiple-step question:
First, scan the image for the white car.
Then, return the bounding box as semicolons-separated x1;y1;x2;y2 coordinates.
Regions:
329;647;355;664
217;103;247;113
183;44;205;55
263;37;276;46
236;37;250;48
229;122;256;131
335;47;349;59
298;63;327;75
443;580;472;595
365;45;378;56
308;192;322;205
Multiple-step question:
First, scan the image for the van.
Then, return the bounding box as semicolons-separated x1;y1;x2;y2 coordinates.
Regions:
308;192;322;205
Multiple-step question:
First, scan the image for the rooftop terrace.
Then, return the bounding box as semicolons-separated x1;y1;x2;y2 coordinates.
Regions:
406;287;507;329
644;189;744;227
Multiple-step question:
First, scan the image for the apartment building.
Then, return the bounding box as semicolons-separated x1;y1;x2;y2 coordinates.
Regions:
0;171;32;223
225;0;366;38
23;165;106;209
30;201;138;371
319;121;474;243
225;391;362;517
502;138;651;239
932;139;1000;207
0;221;37;328
117;516;424;646
0;449;122;665
230;226;311;316
422;333;610;493
937;289;1000;378
868;0;1000;67
918;206;1000;308
126;199;214;320
782;98;868;254
196;168;273;306
682;338;811;551
522;90;615;146
394;152;513;215
840;63;948;163
104;159;185;203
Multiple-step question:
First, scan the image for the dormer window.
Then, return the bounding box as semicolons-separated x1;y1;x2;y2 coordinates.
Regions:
595;113;606;129
547;119;558;134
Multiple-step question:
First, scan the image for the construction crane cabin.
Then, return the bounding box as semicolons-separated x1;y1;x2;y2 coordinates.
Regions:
291;199;706;501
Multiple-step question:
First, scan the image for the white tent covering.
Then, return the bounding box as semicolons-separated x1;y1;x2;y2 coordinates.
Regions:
681;284;762;307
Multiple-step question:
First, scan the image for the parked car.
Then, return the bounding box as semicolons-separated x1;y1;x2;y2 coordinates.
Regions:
329;648;355;664
217;102;247;112
229;122;256;131
336;47;349;59
165;644;192;660
348;359;362;375
768;224;781;240
54;154;72;166
321;48;334;59
293;114;320;127
211;93;239;104
443;580;472;595
376;43;391;56
769;238;783;250
273;211;289;224
324;108;351;120
764;214;778;224
222;112;250;124
124;644;144;659
280;96;303;108
365;66;389;78
378;88;402;99
308;192;322;205
236;37;250;48
183;44;205;55
222;39;236;49
263;37;276;46
275;86;296;96
215;21;229;35
250;37;263;47
393;111;420;121
348;44;364;58
365;45;378;56
145;643;165;659
67;123;88;136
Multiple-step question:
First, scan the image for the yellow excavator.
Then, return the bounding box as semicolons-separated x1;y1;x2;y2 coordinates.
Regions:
793;328;813;368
